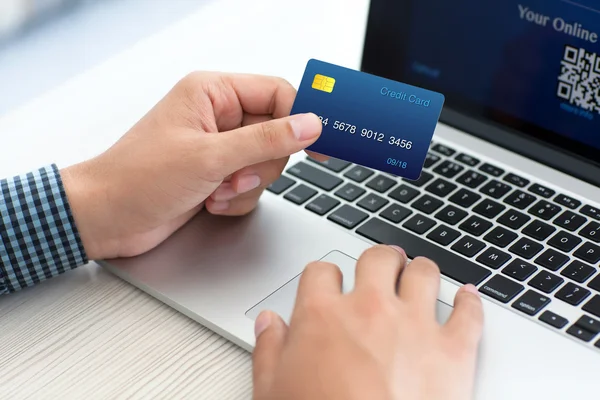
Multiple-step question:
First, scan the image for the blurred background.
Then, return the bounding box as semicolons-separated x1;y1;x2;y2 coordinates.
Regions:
0;0;210;115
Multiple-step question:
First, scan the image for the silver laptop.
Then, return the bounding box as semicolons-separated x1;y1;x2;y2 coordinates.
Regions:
100;0;600;397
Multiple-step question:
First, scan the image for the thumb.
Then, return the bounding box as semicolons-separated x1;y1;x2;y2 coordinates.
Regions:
213;113;322;177
252;310;288;398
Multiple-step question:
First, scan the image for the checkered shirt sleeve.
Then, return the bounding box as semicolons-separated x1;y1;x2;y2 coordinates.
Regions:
0;165;88;294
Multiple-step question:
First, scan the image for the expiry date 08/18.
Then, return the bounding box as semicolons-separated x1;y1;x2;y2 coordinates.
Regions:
318;116;413;150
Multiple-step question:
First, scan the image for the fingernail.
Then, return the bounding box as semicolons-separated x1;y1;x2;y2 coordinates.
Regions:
290;113;322;141
389;245;407;258
211;201;230;211
254;310;272;338
237;174;261;193
212;185;238;201
462;284;480;297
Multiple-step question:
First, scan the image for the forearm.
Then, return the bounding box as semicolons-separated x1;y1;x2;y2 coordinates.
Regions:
0;165;88;294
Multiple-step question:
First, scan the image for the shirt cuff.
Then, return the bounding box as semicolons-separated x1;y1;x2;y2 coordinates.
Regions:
0;164;88;294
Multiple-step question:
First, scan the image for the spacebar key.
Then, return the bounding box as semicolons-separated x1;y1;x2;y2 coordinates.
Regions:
357;218;491;285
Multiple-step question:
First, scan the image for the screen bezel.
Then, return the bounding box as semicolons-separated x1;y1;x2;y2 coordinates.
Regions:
360;0;600;187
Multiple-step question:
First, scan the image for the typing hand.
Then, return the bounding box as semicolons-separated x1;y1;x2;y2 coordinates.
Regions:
252;246;484;400
60;73;323;260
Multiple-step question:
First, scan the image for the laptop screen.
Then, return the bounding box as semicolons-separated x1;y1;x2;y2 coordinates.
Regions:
361;0;600;165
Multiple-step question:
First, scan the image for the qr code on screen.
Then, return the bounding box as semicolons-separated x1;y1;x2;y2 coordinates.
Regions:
557;45;600;113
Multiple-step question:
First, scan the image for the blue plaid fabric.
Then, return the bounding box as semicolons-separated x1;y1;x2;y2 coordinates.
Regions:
0;165;88;294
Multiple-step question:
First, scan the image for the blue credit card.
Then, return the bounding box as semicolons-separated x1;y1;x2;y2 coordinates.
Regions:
291;59;445;180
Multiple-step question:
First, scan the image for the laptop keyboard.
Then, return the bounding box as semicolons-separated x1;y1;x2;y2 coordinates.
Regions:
267;141;600;351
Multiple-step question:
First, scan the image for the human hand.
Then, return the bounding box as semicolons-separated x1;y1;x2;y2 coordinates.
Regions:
252;246;484;400
60;73;323;260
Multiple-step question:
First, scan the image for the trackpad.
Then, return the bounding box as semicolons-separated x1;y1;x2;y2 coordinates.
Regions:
246;250;453;324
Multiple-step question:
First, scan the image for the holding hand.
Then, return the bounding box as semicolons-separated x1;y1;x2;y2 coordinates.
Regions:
61;73;323;260
253;245;484;400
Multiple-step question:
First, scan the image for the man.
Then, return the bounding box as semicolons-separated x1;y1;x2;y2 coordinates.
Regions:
0;72;483;399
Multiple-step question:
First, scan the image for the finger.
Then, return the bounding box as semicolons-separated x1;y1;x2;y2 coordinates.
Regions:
398;256;441;314
252;310;288;398
305;151;329;162
354;245;407;296
224;156;289;197
205;191;262;216
209;113;322;177
296;261;343;300
443;284;484;351
242;113;271;127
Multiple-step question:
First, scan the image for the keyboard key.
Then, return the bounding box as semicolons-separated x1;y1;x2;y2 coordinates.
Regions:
480;180;512;199
402;214;436;235
566;325;596;342
366;175;397;193
509;238;544;259
357;193;389;213
379;203;412;224
476;247;511;269
284;184;317;205
555;282;591;306
479;163;504;177
287;162;343;191
502;259;538;281
596;339;600;349
553;211;587;232
306;194;340;216
267;176;295;194
583;295;600;318
539;310;568;329
434;205;468;225
575;315;600;334
426;179;458;198
529;184;555;199
334;183;365;202
449;188;481;208
581;204;600;220
483;227;518;248
522;220;556;241
503;173;530;188
534;249;570;271
574;242;600;264
451;236;486;257
426;225;461;246
459;216;493;236
412;195;444;214
388;185;420;204
455;153;480;166
528;271;564;293
547;231;582;252
423;152;441;168
479;275;524;303
344;165;374;183
473;199;506;218
456;170;488;189
554;194;581;210
512;290;550;316
357;218;491;285
528;200;562;221
433;160;464;178
503;190;536;210
307;156;351;172
327;205;368;229
580;221;600;243
497;209;531;229
561;260;596;283
431;143;455;156
403;171;434;188
588;275;600;293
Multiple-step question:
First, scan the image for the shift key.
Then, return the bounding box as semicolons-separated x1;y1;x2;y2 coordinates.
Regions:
287;162;343;191
356;218;491;285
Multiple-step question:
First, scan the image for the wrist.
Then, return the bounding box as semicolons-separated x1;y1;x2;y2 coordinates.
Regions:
60;160;115;260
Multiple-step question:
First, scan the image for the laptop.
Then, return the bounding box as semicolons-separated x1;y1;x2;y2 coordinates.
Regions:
99;0;600;397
